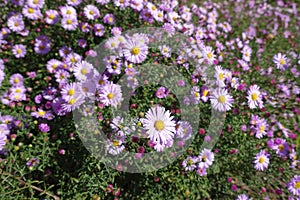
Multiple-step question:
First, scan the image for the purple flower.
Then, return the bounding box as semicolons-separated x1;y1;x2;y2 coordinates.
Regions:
39;123;50;133
10;73;23;86
34;35;51;55
45;10;59;25
103;13;116;24
155;87;169;98
62;16;78;31
12;44;26;58
287;175;300;196
93;24;105;37
0;133;7;151
7;14;25;32
254;150;270;171
26;158;40;168
78;39;87;48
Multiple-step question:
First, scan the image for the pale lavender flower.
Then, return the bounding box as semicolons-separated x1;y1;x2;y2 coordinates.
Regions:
12;44;26;58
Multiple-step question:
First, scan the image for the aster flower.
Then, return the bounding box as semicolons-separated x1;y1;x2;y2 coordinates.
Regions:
27;0;45;8
61;16;78;31
236;194;252;200
114;0;129;9
66;0;82;6
106;135;126;155
122;38;148;64
130;0;143;11
201;86;210;102
111;27;122;36
61;82;82;101
175;121;192;140
10;73;23;86
7;14;25;32
99;82;123;107
46;59;62;73
182;156;198;171
26;158;40;171
287;175;300;196
254;150;270;171
155;87;169;99
34;40;51;55
199;148;214;168
159;45;172;58
210;88;234;112
273;53;289;70
12;44;26;58
93;23;105;37
65;53;82;68
45;10;59;25
215;65;226;87
196;162;207;176
255;118;268;139
61;94;85;112
0;124;9;136
0;133;7;151
39;123;50;133
22;6;42;20
103;13;116;25
203;46;216;64
59;46;73;58
73;61;93;82
60;5;77;17
52;97;67;116
84;5;100;20
247;85;263;109
242;45;252;62
80;22;90;33
79;80;96;98
55;69;70;84
141;106;176;150
190;86;200;104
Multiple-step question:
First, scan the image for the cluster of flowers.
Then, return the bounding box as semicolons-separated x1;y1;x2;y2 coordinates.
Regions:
182;148;214;177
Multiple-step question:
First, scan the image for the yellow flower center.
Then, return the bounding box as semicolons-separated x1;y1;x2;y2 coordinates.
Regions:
278;144;284;152
33;0;38;4
207;52;213;59
14;78;19;84
154;120;165;131
52;64;57;69
279;59;285;65
295;182;300;189
89;10;94;15
69;98;76;105
112;66;117;69
14;22;19;27
187;159;194;165
151;6;157;11
112;140;119;146
15;89;21;93
68;89;75;96
71;57;76;63
109;17;113;22
107;93;114;99
66;10;72;15
38;110;46;116
49;14;55;19
219;73;224;80
28;8;34;14
194;92;199;98
202;155;207;162
259;157;265;163
218;95;226;103
259;125;265;133
16;49;22;54
131;47;140;56
120;0;124;3
99;80;104;85
111;42;116;47
81;68;87;75
252;93;258;101
66;19;72;25
203;90;208;97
